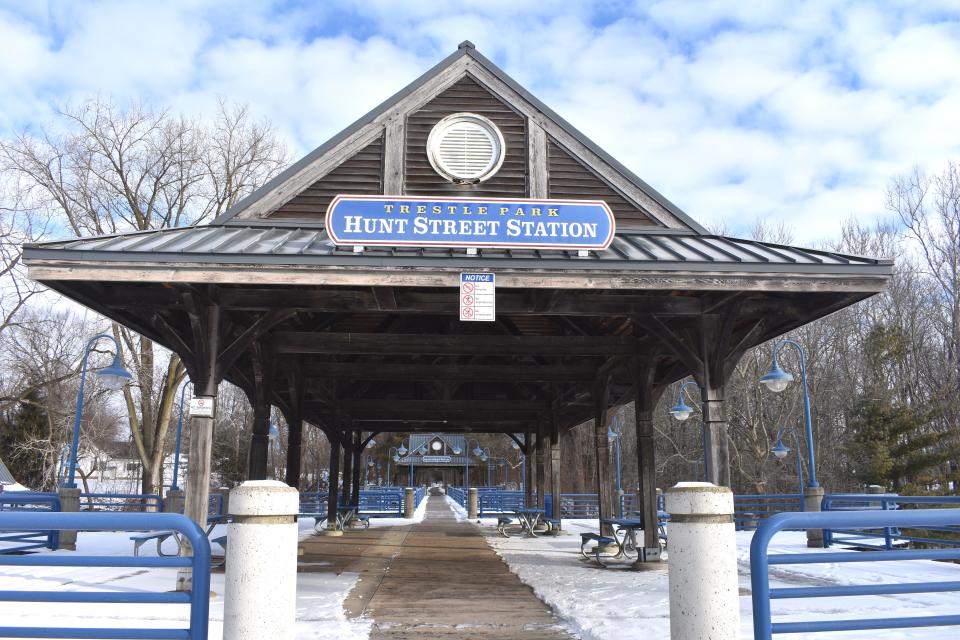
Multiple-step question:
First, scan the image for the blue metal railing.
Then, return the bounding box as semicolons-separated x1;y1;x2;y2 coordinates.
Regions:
298;491;328;516
414;486;426;509
81;492;164;512
734;494;804;530
359;489;404;515
823;494;960;550
447;487;466;506
479;491;524;515
207;493;225;521
751;509;960;639
0;511;210;639
0;493;61;553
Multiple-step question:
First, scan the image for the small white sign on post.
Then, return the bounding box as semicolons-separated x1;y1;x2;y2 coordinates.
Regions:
460;273;495;322
189;396;216;418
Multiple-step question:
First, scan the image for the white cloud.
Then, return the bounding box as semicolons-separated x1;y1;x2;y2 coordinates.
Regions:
0;0;957;247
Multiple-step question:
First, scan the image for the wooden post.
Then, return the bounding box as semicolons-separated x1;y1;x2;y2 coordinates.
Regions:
248;399;270;480
523;429;534;508
284;417;302;488
340;434;353;505
350;430;362;506
325;430;340;533
184;302;221;528
550;404;562;521
701;386;730;487
535;419;546;509
634;361;660;555
593;377;614;535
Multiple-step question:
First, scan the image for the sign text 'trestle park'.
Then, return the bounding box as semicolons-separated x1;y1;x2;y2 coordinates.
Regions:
325;195;615;250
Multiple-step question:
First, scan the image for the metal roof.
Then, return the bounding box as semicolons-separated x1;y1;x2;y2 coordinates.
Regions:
0;458;15;484
24;223;892;276
211;42;708;233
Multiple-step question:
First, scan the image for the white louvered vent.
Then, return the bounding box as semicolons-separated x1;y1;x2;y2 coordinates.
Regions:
427;113;505;183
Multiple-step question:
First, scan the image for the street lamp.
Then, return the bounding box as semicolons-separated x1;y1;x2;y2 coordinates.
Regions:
66;333;133;488
170;381;191;491
464;439;486;487
607;417;623;517
396;437;426;485
387;447;402;486
669;378;707;481
771;426;805;498
759;339;818;488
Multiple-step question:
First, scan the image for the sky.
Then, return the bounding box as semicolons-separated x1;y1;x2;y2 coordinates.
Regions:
0;0;958;243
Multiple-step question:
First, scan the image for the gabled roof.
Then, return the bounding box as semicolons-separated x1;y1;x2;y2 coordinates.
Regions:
212;41;708;233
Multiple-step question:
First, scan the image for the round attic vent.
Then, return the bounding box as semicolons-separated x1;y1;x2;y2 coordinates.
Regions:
427;113;505;184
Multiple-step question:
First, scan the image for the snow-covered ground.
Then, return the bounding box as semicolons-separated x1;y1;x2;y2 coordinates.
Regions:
0;519;370;640
480;503;960;640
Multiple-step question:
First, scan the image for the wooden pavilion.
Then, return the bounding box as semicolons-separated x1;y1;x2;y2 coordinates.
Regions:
23;42;891;552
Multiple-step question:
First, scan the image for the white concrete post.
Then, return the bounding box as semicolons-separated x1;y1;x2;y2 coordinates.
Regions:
665;482;739;640
467;487;478;520
404;487;415;518
224;480;299;640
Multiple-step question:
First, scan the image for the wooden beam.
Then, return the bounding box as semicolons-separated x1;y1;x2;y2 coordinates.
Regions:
274;332;635;356
300;361;599;382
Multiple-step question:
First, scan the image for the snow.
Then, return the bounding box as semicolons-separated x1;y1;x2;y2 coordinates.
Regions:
480;502;960;640
0;518;370;640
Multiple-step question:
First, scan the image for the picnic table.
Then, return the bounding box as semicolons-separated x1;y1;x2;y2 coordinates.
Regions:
498;508;553;537
602;517;643;560
336;505;370;531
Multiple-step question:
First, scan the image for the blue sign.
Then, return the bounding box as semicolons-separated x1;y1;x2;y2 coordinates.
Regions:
325;195;615;250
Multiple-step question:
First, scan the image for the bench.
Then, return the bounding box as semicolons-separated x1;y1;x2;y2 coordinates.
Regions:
131;531;181;557
580;532;617;566
544;518;562;534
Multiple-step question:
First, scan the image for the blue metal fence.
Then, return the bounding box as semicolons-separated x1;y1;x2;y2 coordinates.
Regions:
0;493;61;553
735;494;804;531
479;490;524;515
0;511;210;639
359;489;404;515
81;492;164;512
750;509;960;639
823;494;960;550
447;486;466;506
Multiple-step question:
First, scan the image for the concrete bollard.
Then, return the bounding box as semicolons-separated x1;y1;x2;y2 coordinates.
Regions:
404;487;415;518
223;480;299;640
866;484;885;494
665;482;739;640
467;488;478;519
803;486;825;548
57;487;81;550
164;489;184;514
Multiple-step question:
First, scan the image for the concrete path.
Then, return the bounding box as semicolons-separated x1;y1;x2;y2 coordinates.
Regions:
298;495;575;639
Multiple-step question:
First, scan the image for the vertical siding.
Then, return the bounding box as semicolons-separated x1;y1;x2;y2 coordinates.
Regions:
269;135;384;219
548;138;658;227
405;75;527;197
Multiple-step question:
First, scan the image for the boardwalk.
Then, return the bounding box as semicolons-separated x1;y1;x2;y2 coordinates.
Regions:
298;495;574;639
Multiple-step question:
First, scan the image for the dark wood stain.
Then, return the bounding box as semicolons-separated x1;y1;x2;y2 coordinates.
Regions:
548;138;658;227
269;135;384;219
404;75;527;198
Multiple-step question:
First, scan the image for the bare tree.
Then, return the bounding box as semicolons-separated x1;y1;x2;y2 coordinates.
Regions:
1;97;286;494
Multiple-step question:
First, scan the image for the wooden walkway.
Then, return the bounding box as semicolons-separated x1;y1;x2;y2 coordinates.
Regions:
298;495;575;639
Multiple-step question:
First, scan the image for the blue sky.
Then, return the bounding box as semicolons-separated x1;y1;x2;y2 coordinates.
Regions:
1;0;958;242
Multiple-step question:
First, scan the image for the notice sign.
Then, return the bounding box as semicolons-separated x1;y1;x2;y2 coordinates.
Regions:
460;273;495;322
326;195;615;250
422;455;452;463
189;397;216;418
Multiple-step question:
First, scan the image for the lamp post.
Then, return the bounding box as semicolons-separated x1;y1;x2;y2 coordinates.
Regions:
669;378;708;481
759;340;818;488
397;437;425;486
511;439;525;492
66;333;133;488
388;447;401;486
170;381;191;491
606;417;623;517
463;439;485;487
771;426;805;499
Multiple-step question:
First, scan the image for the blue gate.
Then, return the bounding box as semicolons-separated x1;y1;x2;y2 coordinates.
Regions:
0;511;210;639
0;492;61;553
751;509;960;639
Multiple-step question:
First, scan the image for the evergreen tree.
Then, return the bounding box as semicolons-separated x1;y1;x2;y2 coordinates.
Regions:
0;390;50;488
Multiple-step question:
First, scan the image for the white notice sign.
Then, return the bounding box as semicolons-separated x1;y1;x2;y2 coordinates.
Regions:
189;396;216;418
459;273;495;322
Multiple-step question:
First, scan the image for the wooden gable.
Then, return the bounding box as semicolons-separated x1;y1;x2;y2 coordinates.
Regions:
238;44;701;232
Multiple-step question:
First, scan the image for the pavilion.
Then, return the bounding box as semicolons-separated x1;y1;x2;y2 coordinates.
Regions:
23;42;891;553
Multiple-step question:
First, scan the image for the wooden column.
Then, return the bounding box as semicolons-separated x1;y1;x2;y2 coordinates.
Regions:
593;377;614;535
184;302;220;528
523;429;534;507
549;402;562;520
284;364;305;488
247;340;273;481
701;386;730;487
535;419;546;508
325;430;340;530
340;434;353;505
634;361;659;551
350;430;362;506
